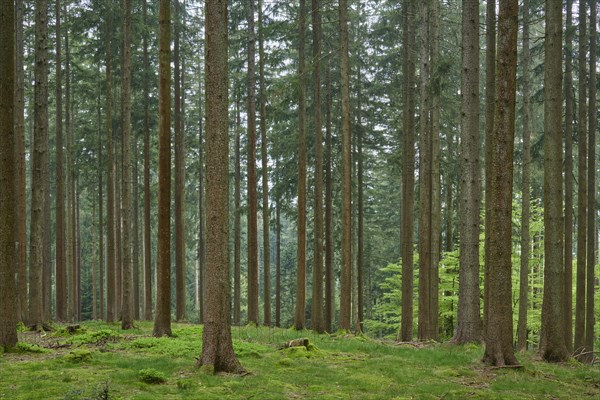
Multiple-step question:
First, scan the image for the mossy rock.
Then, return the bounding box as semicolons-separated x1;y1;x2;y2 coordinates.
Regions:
138;368;167;384
64;349;93;363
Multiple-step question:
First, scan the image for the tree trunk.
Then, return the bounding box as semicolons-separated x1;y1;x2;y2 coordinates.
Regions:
418;0;432;341
454;0;482;345
258;0;271;327
174;0;186;323
276;196;281;327
517;0;531;353
324;61;334;333
585;0;596;361
540;0;568;362
295;0;307;330
98;69;104;321
339;0;352;333
142;0;152;322
563;0;574;353
121;0;134;330
199;0;244;374
483;0;496;341
574;0;587;354
153;0;172;337
93;201;98;320
29;0;50;330
247;0;259;326
311;0;324;333
197;66;206;324
483;0;519;367
0;0;18;349
234;93;241;325
55;0;66;322
400;0;416;342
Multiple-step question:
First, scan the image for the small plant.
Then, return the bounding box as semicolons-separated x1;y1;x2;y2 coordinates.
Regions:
15;342;47;354
138;368;167;384
64;349;93;363
176;379;193;390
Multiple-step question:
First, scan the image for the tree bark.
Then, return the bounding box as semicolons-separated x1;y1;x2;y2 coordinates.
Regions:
142;0;152;322
295;0;307;330
0;0;18;349
276;196;281;327
197;64;206;324
98;68;104;321
234;92;241;325
324;61;334;333
400;0;416;342
482;0;519;367
153;0;172;337
454;0;482;345
199;0;244;374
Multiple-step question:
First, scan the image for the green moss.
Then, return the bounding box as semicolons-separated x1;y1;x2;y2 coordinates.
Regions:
138;368;167;384
15;342;48;354
64;349;93;363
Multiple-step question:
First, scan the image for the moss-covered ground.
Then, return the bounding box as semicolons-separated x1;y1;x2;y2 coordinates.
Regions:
0;321;598;399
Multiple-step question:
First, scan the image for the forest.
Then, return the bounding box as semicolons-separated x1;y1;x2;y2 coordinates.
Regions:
1;0;600;398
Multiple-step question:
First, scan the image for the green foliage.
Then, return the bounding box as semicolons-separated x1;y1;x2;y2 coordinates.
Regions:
138;368;167;385
64;350;94;363
72;329;121;346
15;342;48;354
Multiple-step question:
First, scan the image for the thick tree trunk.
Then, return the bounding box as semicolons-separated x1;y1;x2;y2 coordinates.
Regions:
29;0;50;330
311;0;324;333
258;0;271;327
142;0;152;322
153;0;172;337
454;0;482;345
0;0;18;349
517;0;531;353
199;0;244;374
400;0;416;342
540;0;568;362
483;0;519;367
338;0;352;333
295;0;307;330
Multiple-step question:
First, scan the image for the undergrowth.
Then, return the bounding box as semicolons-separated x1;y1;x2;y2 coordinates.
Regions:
0;321;598;399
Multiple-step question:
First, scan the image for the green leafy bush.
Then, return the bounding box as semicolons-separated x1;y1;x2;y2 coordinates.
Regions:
138;368;167;384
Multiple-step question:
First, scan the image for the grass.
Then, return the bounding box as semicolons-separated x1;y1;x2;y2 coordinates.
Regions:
0;321;598;399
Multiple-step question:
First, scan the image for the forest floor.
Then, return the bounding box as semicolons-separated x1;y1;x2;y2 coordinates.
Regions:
0;321;599;399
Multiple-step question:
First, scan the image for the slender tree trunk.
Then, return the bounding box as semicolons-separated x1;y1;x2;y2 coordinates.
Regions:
55;0;66;322
295;0;308;330
258;0;271;327
199;0;244;374
115;141;122;316
574;0;587;355
98;70;105;321
418;0;432;341
133;126;140;320
76;180;82;321
454;0;482;345
15;0;27;324
247;0;259;325
153;0;173;337
400;0;416;342
324;61;334;333
584;0;596;361
276;196;281;327
234;93;241;325
29;0;50;330
142;0;152;322
121;0;134;330
0;0;18;349
93;201;98;320
483;0;496;340
517;0;531;353
483;0;519;367
563;0;574;353
197;65;206;324
174;0;186;322
444;143;453;253
42;137;51;322
311;0;324;333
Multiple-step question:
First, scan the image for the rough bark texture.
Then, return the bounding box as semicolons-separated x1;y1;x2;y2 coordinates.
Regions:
197;71;206;324
324;62;334;333
400;0;415;342
55;0;66;322
295;0;307;330
418;0;432;341
174;0;186;323
517;0;531;353
258;0;271;327
311;0;324;333
563;0;574;353
142;0;152;322
540;0;568;362
121;0;134;330
483;0;496;340
199;0;244;374
0;0;18;349
247;0;259;326
454;0;481;345
29;0;49;330
339;0;352;332
483;0;519;367
153;0;172;337
574;0;587;355
584;0;596;360
234;94;241;325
